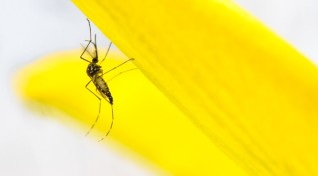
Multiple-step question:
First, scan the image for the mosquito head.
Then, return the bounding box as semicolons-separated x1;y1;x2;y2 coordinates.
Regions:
92;57;98;63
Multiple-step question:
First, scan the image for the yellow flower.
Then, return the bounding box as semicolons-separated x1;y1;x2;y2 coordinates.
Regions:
15;0;318;175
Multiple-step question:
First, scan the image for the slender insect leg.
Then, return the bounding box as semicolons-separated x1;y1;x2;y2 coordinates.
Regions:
100;42;113;65
106;68;139;82
80;43;95;59
80;41;92;63
85;80;102;136
93;34;98;60
98;68;138;141
102;58;135;76
85;80;114;140
80;19;93;63
98;105;114;142
98;60;137;140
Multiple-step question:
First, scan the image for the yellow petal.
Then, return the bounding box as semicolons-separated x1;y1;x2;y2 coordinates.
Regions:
15;50;248;175
15;0;318;175
72;0;318;175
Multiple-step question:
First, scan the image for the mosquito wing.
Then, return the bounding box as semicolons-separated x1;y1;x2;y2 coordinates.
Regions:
80;41;97;60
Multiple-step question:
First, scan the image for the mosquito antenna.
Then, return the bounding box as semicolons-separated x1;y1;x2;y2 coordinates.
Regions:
100;42;112;65
98;105;114;142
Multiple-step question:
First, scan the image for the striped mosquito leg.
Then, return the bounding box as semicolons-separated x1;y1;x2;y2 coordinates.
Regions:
98;105;114;142
85;80;102;136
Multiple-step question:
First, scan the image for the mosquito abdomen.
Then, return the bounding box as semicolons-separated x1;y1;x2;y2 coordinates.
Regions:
93;76;113;104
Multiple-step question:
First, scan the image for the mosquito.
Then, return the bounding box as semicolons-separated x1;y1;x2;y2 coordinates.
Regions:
80;19;134;141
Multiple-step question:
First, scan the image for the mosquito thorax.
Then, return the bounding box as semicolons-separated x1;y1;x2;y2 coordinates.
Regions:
86;62;101;77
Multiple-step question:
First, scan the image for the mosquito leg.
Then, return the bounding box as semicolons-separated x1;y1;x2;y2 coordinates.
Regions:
80;41;92;63
100;42;113;65
98;68;138;141
94;34;98;60
85;80;102;136
98;105;114;142
80;43;95;59
85;80;114;139
102;58;135;76
80;19;93;63
106;68;138;82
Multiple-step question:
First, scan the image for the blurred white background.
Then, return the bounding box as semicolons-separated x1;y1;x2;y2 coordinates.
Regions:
0;0;317;175
237;0;318;64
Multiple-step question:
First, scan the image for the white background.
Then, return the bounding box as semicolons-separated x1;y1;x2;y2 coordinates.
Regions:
0;0;317;175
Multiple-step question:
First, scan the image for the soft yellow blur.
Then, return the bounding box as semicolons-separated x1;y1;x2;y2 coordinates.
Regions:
15;50;248;175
